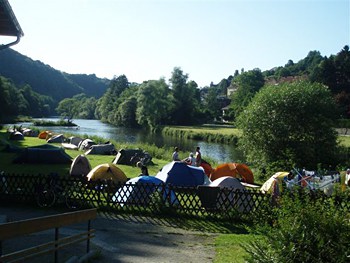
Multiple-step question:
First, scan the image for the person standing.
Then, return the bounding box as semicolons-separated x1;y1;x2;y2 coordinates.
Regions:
195;146;201;167
139;165;149;176
172;147;180;161
346;169;350;186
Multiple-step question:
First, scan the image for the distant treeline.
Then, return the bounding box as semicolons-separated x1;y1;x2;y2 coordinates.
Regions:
0;46;349;127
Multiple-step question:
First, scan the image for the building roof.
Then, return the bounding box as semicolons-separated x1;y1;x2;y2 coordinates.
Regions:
0;0;23;37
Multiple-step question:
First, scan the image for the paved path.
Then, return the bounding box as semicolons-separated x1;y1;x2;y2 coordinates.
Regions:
0;206;217;263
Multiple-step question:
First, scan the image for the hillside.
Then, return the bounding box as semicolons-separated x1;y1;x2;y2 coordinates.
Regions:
0;48;109;102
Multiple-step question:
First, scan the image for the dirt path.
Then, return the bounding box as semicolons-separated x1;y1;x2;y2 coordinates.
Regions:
0;206;218;263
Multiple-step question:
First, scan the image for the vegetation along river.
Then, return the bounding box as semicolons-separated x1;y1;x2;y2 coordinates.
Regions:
13;118;245;163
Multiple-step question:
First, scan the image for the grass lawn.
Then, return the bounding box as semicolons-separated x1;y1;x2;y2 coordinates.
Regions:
166;125;242;136
0;130;168;177
339;135;350;147
214;233;256;263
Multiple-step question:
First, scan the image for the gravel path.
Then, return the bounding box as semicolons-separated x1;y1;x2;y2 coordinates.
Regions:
0;206;218;263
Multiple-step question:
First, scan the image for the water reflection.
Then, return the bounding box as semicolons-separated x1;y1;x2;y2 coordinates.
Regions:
9;118;245;163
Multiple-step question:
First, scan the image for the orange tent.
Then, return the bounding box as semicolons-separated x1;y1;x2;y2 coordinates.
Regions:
200;160;213;177
210;163;254;184
38;130;52;139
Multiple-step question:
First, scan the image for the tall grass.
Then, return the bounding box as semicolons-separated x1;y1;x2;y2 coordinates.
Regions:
162;126;241;144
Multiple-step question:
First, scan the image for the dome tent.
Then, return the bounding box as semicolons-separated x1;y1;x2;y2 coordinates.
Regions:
87;163;127;183
156;161;210;187
210;163;254;184
70;154;91;177
112;176;164;207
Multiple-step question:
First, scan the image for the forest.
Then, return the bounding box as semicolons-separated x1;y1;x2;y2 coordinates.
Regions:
0;45;349;129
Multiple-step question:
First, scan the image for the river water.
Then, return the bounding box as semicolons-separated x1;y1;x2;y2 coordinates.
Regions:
9;118;244;163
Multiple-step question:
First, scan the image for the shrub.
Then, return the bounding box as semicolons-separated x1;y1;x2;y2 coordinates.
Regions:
237;80;340;171
245;191;350;263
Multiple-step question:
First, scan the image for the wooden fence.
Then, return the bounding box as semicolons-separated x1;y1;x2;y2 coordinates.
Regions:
0;173;270;219
0;208;97;263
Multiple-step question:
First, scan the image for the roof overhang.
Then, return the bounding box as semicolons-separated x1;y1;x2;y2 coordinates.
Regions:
0;0;24;50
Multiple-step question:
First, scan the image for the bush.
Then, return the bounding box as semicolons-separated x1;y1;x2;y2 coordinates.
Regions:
245;191;350;263
237;80;340;171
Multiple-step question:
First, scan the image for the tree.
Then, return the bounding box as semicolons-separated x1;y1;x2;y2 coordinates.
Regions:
19;85;53;117
116;96;139;128
237;80;339;172
56;98;78;122
169;67;198;125
311;45;350;118
136;79;174;130
230;68;265;119
95;75;129;122
202;87;221;121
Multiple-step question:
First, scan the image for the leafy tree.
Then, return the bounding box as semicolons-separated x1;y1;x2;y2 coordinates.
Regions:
19;85;53;117
136;79;174;130
169;67;198;125
0;76;28;120
202;87;221;121
95;75;129;122
237;80;339;171
230;68;265;119
311;45;350;118
56;98;78;121
115;96;139;128
56;94;97;120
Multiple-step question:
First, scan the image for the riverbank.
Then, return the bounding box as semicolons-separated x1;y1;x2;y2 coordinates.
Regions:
162;125;241;144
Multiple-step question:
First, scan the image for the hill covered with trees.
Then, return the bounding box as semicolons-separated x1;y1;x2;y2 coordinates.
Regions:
0;48;109;105
0;46;349;127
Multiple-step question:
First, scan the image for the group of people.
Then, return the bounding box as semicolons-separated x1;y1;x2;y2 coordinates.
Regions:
172;146;202;167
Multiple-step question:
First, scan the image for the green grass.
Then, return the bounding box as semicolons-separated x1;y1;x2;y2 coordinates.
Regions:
339;135;350;147
0;130;168;177
166;125;242;136
214;233;256;263
162;125;241;145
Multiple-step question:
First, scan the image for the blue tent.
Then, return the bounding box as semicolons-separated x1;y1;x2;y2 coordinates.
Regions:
156;161;211;187
112;176;164;206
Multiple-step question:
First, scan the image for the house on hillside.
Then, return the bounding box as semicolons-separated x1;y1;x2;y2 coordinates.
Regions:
0;0;24;50
227;83;238;97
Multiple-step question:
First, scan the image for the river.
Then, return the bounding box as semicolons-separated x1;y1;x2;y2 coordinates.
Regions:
9;118;245;163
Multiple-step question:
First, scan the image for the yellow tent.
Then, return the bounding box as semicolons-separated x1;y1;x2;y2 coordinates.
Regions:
87;163;127;183
260;172;289;194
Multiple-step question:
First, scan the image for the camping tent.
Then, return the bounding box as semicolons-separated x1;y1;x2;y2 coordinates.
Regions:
113;149;143;165
86;163;127;183
156;161;211;187
69;154;91;177
112;176;164;206
38;131;52;139
78;139;96;151
200;160;213;177
260;172;289;195
69;136;83;146
47;134;65;143
22;128;38;137
85;143;115;155
13;144;72;164
210;176;250;212
210;163;254;184
9;131;24;140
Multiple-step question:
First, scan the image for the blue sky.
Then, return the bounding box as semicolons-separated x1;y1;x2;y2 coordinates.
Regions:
7;0;350;87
